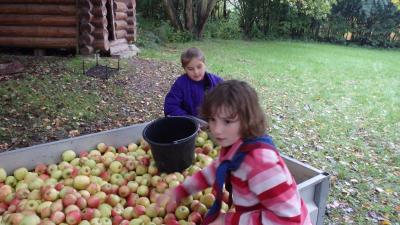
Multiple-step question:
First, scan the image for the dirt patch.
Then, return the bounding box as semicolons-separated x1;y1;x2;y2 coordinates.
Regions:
0;56;183;152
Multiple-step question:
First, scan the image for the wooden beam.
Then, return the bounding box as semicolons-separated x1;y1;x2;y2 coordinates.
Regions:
91;17;107;28
115;12;127;20
80;21;95;33
0;37;76;48
79;0;93;9
80;45;94;55
79;11;93;22
0;0;75;4
126;33;135;42
115;30;127;39
127;17;135;25
93;28;109;40
91;0;106;6
113;1;128;12
93;39;109;51
127;9;134;17
92;6;107;17
0;15;76;26
0;26;76;37
126;27;135;33
114;20;127;30
0;4;76;15
79;31;94;45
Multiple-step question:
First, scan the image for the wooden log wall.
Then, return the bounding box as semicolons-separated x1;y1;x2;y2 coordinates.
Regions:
0;0;77;49
79;0;108;54
0;0;136;55
126;0;136;42
108;0;136;55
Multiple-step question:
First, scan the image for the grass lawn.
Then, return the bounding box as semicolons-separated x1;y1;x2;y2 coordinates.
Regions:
140;40;400;224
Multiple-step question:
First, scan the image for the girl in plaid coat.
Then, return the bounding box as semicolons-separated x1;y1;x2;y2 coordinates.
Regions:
158;80;312;225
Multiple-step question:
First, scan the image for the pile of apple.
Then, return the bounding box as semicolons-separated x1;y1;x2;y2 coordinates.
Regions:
0;131;230;225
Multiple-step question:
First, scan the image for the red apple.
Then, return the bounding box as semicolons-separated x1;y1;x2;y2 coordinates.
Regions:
125;193;138;207
81;208;95;221
132;205;146;217
118;185;130;198
79;151;89;158
87;196;101;208
63;193;77;206
117;146;128;153
65;210;81;225
112;214;123;225
35;164;48;175
188;211;203;224
76;197;87;209
50;211;65;224
164;213;177;224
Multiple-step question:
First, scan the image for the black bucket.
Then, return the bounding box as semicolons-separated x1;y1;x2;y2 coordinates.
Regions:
142;117;198;173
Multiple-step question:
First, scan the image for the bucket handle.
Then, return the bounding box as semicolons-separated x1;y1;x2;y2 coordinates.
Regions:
166;115;206;144
166;115;208;129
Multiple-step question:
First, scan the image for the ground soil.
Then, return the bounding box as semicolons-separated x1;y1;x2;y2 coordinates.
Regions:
0;55;183;152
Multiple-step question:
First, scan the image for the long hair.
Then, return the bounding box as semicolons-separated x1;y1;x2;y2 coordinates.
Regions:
200;80;267;138
181;47;205;68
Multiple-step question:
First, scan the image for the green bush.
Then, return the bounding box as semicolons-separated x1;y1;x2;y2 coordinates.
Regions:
204;16;241;39
156;21;194;43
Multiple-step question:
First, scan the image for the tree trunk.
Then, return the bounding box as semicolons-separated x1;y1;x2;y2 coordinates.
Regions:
195;0;217;39
162;0;183;30
184;0;194;31
223;0;227;18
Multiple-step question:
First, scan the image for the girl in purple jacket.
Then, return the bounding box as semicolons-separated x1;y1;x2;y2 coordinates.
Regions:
164;47;224;117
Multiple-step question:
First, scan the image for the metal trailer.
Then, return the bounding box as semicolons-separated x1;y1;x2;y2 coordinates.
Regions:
0;123;330;225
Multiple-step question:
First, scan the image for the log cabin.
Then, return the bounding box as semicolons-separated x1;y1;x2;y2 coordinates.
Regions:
0;0;136;56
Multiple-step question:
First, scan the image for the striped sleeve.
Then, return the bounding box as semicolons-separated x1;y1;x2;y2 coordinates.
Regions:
246;148;307;223
172;160;218;202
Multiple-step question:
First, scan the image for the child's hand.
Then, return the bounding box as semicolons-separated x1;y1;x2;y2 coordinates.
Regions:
156;189;178;213
209;214;225;225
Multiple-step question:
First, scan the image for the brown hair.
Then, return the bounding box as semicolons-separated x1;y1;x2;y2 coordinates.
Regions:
200;80;267;138
181;47;205;68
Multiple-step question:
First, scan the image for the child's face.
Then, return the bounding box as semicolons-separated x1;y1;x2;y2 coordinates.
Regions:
208;107;241;147
184;58;206;81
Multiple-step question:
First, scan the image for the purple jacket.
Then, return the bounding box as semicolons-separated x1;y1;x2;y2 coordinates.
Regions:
164;72;223;117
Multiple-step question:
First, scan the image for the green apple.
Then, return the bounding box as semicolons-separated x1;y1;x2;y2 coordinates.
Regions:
28;178;44;190
129;218;144;225
79;220;91;225
5;176;17;186
195;137;205;147
200;193;215;208
99;217;112;225
73;175;90;190
98;203;112;218
175;205;190;220
145;203;159;218
20;214;40;225
0;168;7;182
110;173;124;185
62;150;77;162
137;185;149;197
109;161;123;173
128;143;138;151
97;143;107;153
14;167;29;181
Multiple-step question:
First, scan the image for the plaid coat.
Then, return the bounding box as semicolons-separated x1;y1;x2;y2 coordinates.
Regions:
172;139;312;225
